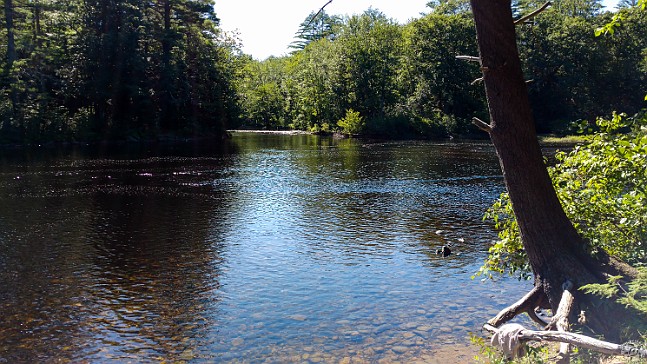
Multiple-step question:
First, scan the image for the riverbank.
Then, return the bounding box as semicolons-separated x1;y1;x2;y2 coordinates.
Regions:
538;134;590;145
0;128;590;150
229;129;312;135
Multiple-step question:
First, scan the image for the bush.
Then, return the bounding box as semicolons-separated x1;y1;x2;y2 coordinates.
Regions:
337;109;365;135
479;112;647;279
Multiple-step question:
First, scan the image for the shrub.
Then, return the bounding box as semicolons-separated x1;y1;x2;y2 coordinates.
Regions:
337;109;365;135
479;112;647;279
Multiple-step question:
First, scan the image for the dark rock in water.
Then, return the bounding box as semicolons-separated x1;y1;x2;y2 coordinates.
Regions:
435;245;451;257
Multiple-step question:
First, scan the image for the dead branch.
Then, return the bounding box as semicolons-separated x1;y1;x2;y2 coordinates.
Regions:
483;282;647;361
488;285;544;327
472;117;493;133
456;55;481;63
304;0;333;29
456;56;483;85
553;281;576;363
514;2;552;25
484;323;647;358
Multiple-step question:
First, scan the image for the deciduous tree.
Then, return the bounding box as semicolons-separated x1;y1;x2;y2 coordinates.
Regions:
470;0;642;342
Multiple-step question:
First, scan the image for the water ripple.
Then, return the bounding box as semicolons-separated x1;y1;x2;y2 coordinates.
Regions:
0;136;532;363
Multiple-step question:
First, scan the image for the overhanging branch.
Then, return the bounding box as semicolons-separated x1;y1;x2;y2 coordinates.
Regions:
514;2;552;25
472;117;493;133
304;0;334;29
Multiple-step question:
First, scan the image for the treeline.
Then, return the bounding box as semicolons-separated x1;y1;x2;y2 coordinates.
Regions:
237;1;647;137
1;0;646;143
0;0;241;143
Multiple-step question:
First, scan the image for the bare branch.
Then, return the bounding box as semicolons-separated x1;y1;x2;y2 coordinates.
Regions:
456;55;481;63
304;0;333;30
471;77;484;85
472;117;493;133
514;2;552;25
483;323;647;358
483;283;647;361
488;286;544;327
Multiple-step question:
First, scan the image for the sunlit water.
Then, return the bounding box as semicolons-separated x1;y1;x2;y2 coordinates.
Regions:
0;133;531;363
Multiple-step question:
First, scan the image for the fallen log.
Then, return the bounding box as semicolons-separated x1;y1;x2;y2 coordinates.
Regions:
484;280;647;361
484;323;647;359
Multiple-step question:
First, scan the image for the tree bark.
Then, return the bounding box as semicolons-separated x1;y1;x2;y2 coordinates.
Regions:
469;0;641;341
4;0;18;116
159;0;173;130
4;0;15;71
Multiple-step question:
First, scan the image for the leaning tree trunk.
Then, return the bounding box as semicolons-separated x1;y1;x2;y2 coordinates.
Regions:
4;0;18;114
470;0;641;342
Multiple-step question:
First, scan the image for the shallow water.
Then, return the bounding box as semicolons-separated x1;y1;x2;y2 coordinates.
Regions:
0;134;531;362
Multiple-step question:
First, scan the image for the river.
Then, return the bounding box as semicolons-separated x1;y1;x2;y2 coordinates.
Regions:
0;133;531;363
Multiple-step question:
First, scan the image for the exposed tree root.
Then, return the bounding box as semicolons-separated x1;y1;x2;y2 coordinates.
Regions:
552;281;575;363
485;281;647;362
487;285;546;327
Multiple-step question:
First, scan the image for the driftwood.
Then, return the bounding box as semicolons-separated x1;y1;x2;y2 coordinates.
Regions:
554;281;575;363
484;280;647;362
484;323;647;359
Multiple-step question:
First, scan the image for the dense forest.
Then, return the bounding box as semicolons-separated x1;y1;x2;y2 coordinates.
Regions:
0;0;241;143
238;0;647;138
1;0;645;143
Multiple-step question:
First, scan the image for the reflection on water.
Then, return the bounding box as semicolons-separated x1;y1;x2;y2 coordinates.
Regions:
0;135;530;362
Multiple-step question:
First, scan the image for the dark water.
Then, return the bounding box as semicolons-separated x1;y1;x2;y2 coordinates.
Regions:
0;133;531;363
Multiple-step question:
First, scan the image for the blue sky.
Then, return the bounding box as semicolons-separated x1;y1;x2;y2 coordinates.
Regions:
215;0;621;60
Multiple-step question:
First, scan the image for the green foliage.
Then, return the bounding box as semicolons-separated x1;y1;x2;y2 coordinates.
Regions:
479;192;532;279
0;0;242;143
470;333;509;364
480;112;647;279
236;4;646;139
337;109;365;135
581;267;647;314
3;0;646;143
517;7;647;133
290;10;341;50
553;112;647;264
400;12;484;135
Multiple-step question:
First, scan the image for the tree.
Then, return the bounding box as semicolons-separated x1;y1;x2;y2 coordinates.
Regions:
337;108;365;135
401;12;484;135
290;10;341;50
237;57;290;129
469;0;641;343
617;0;640;7
517;7;647;133
483;112;647;279
334;9;403;132
427;0;471;15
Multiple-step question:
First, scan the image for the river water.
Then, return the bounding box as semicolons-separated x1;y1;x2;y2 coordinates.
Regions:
0;133;531;363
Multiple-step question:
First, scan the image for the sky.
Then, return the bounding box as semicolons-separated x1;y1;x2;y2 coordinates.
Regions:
215;0;621;60
214;0;430;60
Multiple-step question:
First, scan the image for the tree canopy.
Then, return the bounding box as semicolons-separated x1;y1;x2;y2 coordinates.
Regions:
0;0;242;143
236;3;646;139
1;1;645;144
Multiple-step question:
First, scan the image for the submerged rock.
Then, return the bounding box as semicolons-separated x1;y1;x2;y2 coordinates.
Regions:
435;245;451;257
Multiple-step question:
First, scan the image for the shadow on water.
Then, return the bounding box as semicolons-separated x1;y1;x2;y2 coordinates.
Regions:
0;134;532;362
0;140;236;362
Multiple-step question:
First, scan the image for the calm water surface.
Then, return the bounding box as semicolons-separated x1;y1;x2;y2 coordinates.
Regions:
0;133;531;363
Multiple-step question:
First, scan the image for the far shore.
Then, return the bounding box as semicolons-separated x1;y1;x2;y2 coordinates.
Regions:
229;129;312;135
